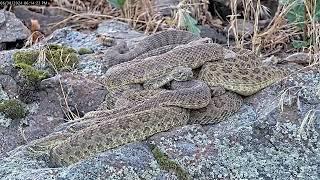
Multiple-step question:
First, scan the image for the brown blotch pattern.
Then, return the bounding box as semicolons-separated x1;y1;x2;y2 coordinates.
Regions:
241;76;249;81
253;67;261;74
238;69;249;75
233;74;240;79
255;76;262;81
222;66;232;73
223;75;229;79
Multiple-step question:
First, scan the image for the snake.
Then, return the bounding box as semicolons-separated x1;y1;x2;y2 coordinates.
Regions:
26;30;291;167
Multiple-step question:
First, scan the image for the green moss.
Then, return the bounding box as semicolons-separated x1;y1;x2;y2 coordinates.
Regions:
15;63;48;83
47;44;76;53
78;47;93;55
150;145;190;180
13;45;79;74
0;99;27;119
45;44;79;70
12;45;79;84
13;50;40;65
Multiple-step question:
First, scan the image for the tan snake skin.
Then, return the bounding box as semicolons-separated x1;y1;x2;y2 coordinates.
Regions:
27;30;291;167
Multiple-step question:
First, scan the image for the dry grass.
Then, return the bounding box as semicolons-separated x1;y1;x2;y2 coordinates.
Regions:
278;84;319;139
35;46;80;121
304;0;320;64
25;0;212;34
227;0;299;55
227;0;262;48
252;3;302;55
227;0;319;57
18;0;319;55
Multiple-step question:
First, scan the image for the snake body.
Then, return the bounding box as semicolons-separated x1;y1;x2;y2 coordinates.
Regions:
105;30;200;66
103;43;224;91
49;80;211;166
28;30;291;167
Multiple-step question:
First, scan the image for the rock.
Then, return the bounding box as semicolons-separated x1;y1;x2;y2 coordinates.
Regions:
96;20;144;48
0;145;62;179
226;19;254;38
13;6;65;35
0;50;17;75
0;143;177;180
149;105;257;179
0;84;9;101
57;144;174;179
199;25;227;44
0;72;107;157
153;0;179;16
0;10;30;44
0;126;26;158
89;67;320;179
1;67;320;179
42;27;107;52
0;75;25;131
247;69;320;116
23;115;65;143
283;52;316;65
2;168;61;180
39;72;107;116
0;75;19;98
77;53;109;77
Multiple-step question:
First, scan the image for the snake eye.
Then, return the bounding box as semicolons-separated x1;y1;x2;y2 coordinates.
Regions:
172;67;193;81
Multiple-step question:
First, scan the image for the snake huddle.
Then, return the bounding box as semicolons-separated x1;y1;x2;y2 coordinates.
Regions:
28;30;291;167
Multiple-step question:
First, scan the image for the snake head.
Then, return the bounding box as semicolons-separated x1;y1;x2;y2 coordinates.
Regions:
171;66;194;81
104;40;129;68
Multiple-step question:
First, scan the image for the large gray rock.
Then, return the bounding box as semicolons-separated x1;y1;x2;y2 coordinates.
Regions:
0;26;111;156
0;10;30;43
0;71;107;157
0;126;26;158
42;27;106;52
0;50;16;74
57;144;175;180
96;20;144;42
21;72;107;146
0;75;19;99
39;72;107;117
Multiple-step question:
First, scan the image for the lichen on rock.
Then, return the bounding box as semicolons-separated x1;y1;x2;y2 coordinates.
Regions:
150;144;190;180
0;99;27;120
77;47;93;55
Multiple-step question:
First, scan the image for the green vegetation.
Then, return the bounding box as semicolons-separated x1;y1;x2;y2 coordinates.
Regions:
282;0;320;49
13;44;79;83
285;0;320;28
78;47;94;55
0;99;27;120
107;0;200;35
15;63;48;83
13;50;40;65
46;44;79;71
13;50;45;83
108;0;126;9
150;145;190;180
178;9;201;35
